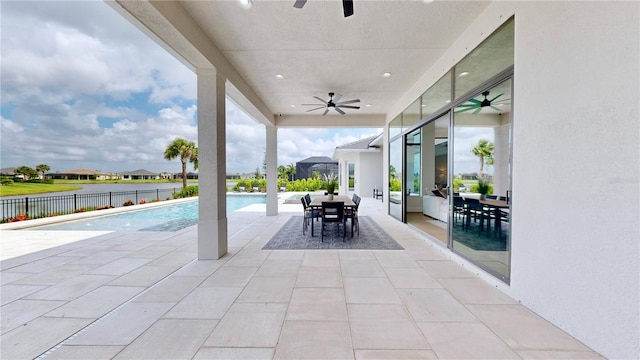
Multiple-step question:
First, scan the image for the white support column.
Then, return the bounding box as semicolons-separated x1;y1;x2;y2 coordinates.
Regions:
266;125;278;216
197;68;227;259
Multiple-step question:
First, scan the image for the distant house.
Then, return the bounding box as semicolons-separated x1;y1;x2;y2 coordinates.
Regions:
175;172;199;180
119;169;160;180
47;169;119;180
332;135;383;197
295;156;338;180
0;168;15;176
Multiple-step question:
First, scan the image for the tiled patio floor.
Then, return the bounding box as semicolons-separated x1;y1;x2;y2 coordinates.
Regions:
1;198;601;359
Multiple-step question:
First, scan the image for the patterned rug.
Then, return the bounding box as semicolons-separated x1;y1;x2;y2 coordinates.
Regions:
263;216;404;250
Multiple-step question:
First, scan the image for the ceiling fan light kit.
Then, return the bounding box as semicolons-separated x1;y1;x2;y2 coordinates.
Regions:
303;92;361;115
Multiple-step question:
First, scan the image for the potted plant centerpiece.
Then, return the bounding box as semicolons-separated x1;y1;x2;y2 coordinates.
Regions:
323;173;338;200
476;178;491;200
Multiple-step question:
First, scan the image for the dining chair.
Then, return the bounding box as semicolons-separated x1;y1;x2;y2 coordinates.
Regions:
301;197;320;236
321;201;345;242
345;194;360;237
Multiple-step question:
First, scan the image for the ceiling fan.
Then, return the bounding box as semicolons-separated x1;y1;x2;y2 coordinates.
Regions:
455;91;505;114
303;92;360;115
293;0;354;17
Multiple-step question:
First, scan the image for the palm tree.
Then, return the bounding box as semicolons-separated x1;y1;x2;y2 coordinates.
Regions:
286;163;296;181
164;138;198;188
277;165;287;180
471;139;494;179
36;164;50;180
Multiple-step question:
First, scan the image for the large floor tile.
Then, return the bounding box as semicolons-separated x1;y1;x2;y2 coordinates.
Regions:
349;305;429;350
204;303;287;347
396;288;478;322
295;265;343;287
418;322;519;359
1;299;66;334
86;257;151;275
113;319;217;359
274;320;353;359
236;276;296;303
10;264;97;286
67;302;173;346
164;287;242;319
46;345;124;359
516;350;604;359
355;349;437;359
201;266;258;287
132;275;205;302
194;347;274;359
25;274;116;301
286;287;348;321
384;267;441;289
301;251;340;267
344;278;401;304
436;278;517;304
418;260;476;278
108;264;180;286
46;285;145;319
468;304;592;351
1;284;48;305
373;252;420;268
224;249;269;267
341;259;386;278
255;259;301;277
1;317;92;359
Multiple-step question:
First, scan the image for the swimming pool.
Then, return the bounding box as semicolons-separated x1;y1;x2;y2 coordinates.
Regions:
33;195;266;232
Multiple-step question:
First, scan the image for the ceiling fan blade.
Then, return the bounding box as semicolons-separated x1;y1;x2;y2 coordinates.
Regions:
335;107;346;115
333;94;343;103
489;93;503;103
301;103;325;106
293;0;307;9
457;104;478;108
338;105;360;109
473;108;483;115
490;106;503;112
322;108;329;116
336;99;360;105
468;98;482;104
306;107;326;112
454;107;476;113
343;0;354;17
313;96;328;104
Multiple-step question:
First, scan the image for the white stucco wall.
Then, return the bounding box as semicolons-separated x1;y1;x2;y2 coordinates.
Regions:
389;2;639;358
358;152;383;198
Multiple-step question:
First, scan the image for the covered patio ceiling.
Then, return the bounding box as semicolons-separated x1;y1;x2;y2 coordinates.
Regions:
109;0;491;126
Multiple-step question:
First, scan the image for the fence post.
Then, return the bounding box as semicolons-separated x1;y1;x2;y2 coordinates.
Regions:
156;189;159;201
73;194;77;212
25;197;29;215
135;190;138;204
109;192;112;207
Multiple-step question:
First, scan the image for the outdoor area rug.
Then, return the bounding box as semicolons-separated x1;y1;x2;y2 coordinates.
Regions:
263;216;404;250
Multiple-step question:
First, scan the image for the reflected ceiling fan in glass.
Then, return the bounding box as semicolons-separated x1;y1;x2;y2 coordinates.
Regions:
302;92;360;115
455;91;508;114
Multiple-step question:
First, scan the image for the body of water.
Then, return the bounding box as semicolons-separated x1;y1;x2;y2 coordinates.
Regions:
32;194;266;232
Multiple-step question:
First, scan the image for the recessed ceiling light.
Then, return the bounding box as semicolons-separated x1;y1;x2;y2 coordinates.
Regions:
275;74;284;79
421;0;435;3
237;0;253;9
365;104;372;107
382;72;392;78
458;71;470;77
290;105;296;108
445;100;451;103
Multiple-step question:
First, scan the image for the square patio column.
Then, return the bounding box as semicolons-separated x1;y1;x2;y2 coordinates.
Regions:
197;68;227;259
266;125;278;216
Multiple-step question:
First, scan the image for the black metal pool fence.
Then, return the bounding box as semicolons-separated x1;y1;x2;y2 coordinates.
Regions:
1;188;180;222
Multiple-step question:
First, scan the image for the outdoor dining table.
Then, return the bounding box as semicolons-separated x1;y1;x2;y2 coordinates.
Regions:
308;195;356;237
479;198;509;236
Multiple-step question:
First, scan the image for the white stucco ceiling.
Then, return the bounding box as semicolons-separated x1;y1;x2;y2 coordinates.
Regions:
112;0;491;122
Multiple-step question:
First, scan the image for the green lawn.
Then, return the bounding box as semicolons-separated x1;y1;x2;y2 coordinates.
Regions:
0;183;83;197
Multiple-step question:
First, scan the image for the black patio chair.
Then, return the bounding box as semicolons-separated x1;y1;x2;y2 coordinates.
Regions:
301;197;320;236
321;201;345;242
345;194;360;237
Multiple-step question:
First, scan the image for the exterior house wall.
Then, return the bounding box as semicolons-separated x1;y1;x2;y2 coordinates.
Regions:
387;2;639;358
358;152;382;198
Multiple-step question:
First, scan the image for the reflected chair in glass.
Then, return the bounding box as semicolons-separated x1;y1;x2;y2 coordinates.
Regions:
321;201;345;242
345;194;361;237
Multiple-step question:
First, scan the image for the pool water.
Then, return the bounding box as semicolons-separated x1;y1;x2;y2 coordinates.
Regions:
34;195;266;232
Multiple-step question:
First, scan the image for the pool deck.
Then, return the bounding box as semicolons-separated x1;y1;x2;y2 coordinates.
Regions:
0;196;601;359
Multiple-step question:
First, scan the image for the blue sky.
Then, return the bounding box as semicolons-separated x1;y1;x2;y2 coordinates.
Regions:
0;1;379;175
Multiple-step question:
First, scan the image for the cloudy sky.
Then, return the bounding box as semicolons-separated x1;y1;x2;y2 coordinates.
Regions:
0;1;379;175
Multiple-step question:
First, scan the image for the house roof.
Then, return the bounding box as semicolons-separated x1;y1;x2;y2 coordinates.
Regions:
0;167;15;175
119;169;158;176
297;156;336;164
335;135;381;151
56;169;112;175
